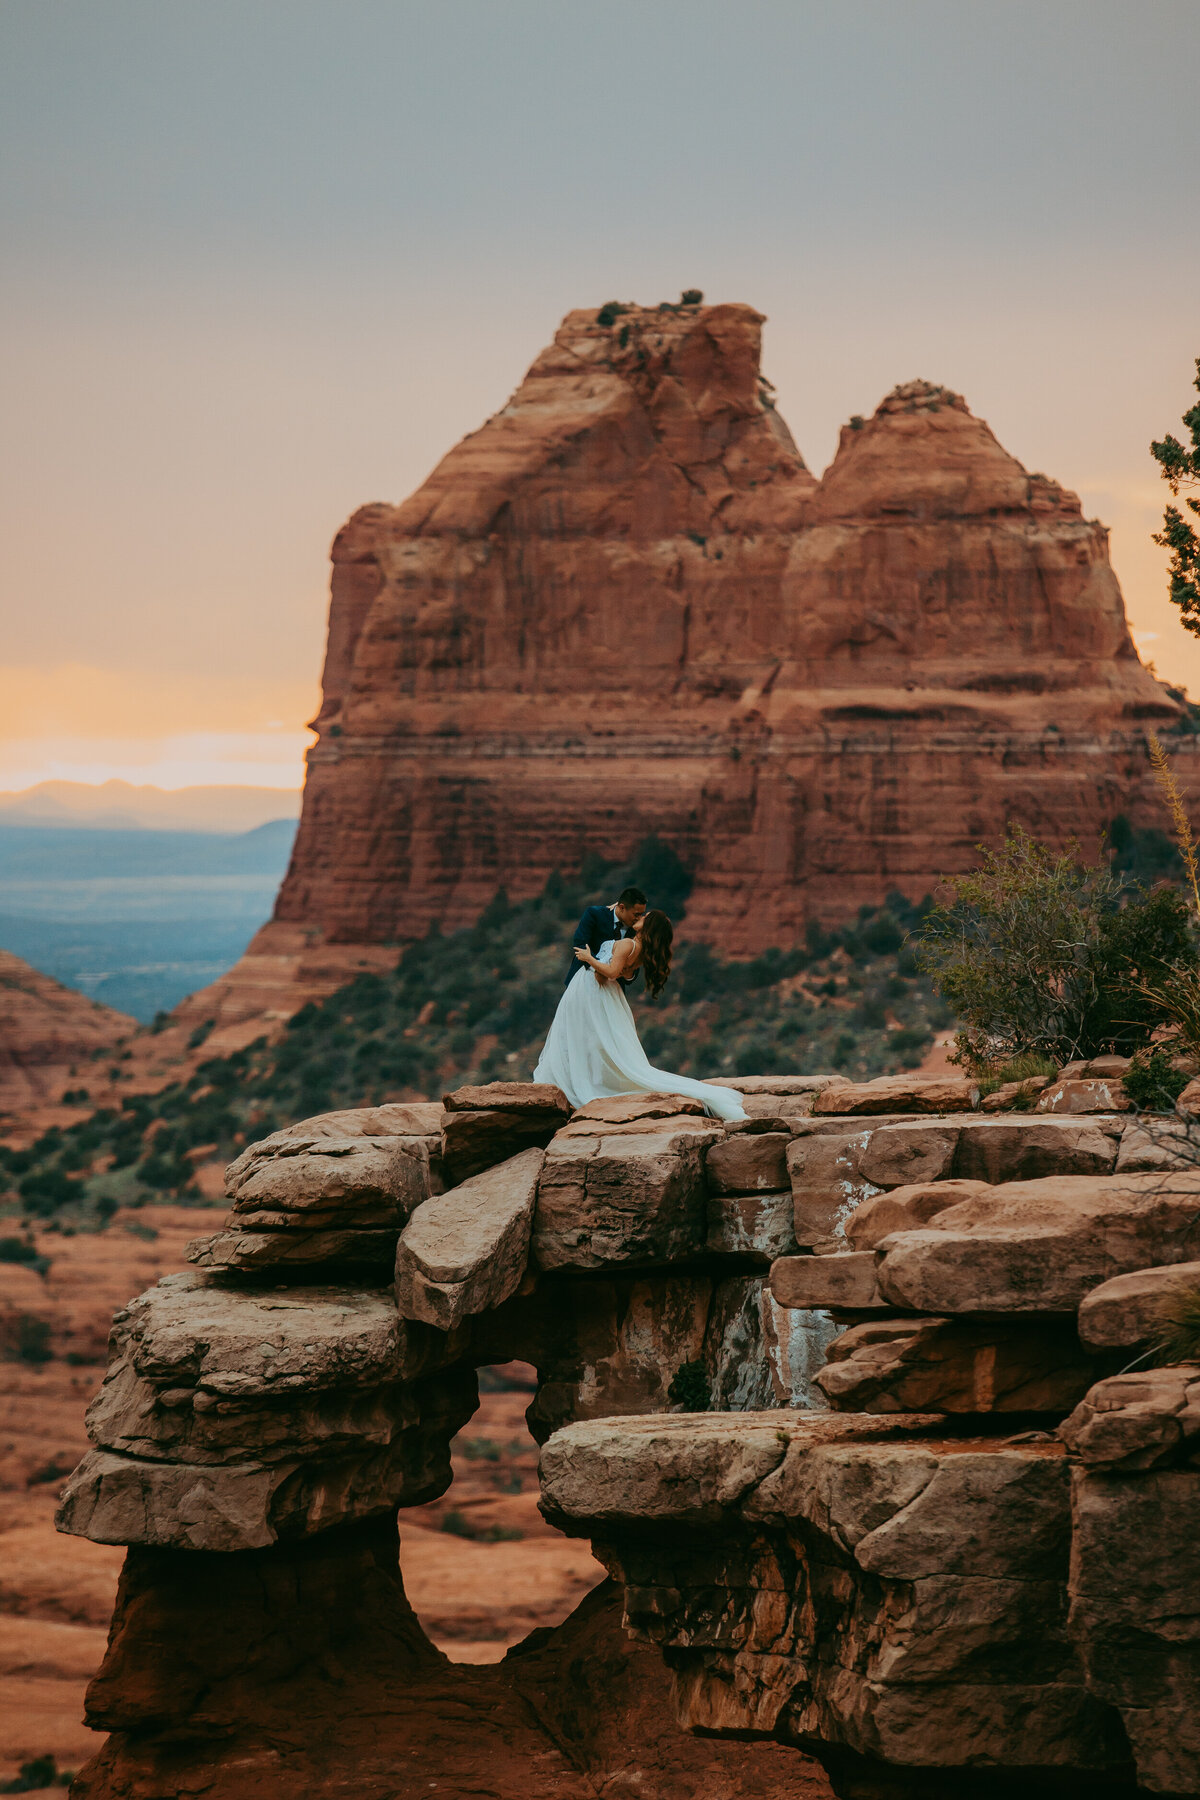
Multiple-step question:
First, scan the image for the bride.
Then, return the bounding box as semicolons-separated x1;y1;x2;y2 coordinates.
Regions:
534;909;746;1122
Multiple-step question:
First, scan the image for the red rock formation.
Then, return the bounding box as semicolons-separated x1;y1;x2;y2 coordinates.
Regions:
0;950;134;1117
180;303;1183;1040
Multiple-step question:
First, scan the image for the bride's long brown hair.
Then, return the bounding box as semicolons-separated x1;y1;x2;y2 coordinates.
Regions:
639;909;673;999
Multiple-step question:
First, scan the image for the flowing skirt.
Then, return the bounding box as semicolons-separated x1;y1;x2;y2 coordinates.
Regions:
534;964;746;1122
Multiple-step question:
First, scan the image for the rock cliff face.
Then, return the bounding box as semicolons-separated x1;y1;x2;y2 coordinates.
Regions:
56;1074;1200;1796
180;299;1181;1038
0;950;134;1116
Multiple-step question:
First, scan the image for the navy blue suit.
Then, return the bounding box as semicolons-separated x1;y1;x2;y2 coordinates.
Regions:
564;903;641;991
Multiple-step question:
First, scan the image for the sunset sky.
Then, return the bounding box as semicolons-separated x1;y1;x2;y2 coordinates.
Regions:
3;0;1199;794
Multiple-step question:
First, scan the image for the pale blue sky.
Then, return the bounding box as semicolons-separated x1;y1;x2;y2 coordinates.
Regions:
2;1;1198;786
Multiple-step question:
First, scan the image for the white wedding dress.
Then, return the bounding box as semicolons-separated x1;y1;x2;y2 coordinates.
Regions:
534;940;747;1121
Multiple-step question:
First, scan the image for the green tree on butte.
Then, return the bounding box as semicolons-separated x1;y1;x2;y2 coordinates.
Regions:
1153;357;1200;632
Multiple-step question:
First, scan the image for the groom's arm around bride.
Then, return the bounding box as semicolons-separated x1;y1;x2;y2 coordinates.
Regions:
564;886;647;989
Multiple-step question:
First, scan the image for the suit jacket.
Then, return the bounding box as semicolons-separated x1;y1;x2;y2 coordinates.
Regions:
564;903;641;991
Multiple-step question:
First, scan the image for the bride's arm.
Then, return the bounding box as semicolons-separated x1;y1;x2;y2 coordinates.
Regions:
575;940;638;982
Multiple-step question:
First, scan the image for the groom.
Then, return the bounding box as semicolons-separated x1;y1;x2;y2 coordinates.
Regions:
564;886;647;990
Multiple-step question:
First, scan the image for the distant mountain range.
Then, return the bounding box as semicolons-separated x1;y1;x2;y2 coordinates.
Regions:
0;779;302;833
0;819;298;1020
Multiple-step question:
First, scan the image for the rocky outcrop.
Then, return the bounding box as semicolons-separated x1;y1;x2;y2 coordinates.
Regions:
0;948;134;1115
55;1078;1200;1796
541;1414;1133;1794
175;304;1183;1041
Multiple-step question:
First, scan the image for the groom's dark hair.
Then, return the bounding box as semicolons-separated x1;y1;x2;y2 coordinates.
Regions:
616;886;647;906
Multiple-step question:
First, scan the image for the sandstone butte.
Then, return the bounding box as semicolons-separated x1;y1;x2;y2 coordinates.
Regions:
0;949;133;1118
176;298;1187;1050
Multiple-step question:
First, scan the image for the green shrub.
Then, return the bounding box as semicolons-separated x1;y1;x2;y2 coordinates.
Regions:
1124;1046;1190;1111
0;1754;73;1792
462;1437;501;1462
0;1237;50;1277
668;1359;711;1411
917;828;1192;1071
9;1316;53;1366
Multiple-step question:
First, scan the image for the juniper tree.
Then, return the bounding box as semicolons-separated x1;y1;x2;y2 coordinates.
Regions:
1152;357;1200;632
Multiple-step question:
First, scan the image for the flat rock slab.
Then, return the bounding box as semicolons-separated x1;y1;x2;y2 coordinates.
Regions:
571;1093;707;1123
555;1114;715;1140
533;1126;718;1270
272;1102;444;1139
711;1076;847;1096
818;1315;1095;1413
395;1146;542;1330
1060;1365;1200;1470
444;1081;571;1114
814;1075;979;1116
1078;1261;1200;1349
188;1225;399;1274
540;1412;955;1532
875;1171;1200;1314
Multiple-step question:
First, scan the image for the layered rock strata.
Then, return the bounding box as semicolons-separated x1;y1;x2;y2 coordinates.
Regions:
0;948;134;1114
177;303;1183;1041
55;1074;1200;1796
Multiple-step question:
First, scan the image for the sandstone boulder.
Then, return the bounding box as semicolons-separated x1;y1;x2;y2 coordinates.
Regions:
786;1130;878;1247
813;1074;978;1116
1035;1077;1131;1114
875;1172;1200;1315
1179;1075;1200;1115
706;1191;796;1263
1068;1465;1200;1796
442;1082;571;1184
951;1116;1117;1183
844;1178;991;1251
1115;1117;1196;1172
541;1412;1124;1778
394;1148;542;1331
854;1120;961;1187
705;1131;790;1195
1058;1056;1132;1080
224;1132;433;1225
1078;1261;1200;1350
817;1316;1095;1413
532;1125;718;1270
56;1274;476;1550
1059;1366;1200;1471
769;1252;885;1312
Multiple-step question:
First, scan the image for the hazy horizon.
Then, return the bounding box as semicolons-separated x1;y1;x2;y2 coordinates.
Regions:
3;0;1199;793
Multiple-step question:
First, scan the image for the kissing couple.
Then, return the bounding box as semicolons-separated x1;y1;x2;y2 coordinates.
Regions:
533;886;746;1122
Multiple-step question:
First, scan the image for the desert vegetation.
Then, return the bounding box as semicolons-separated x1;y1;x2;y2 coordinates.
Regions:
0;840;945;1222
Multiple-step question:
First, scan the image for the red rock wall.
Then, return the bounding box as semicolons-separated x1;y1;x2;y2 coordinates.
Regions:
0;950;134;1115
181;303;1185;1039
